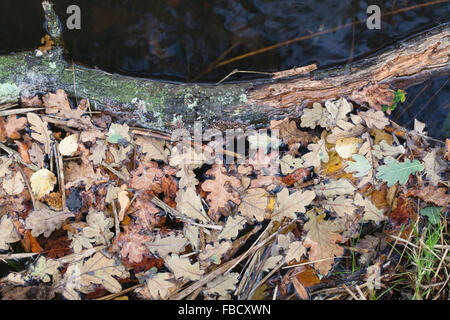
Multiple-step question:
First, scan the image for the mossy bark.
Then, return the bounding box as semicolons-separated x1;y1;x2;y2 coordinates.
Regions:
0;10;448;131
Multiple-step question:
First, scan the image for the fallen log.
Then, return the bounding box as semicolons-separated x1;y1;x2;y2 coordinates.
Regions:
0;1;448;132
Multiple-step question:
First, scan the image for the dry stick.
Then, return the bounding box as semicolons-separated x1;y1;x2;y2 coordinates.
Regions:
216;69;273;85
111;200;120;236
53;142;66;210
97;284;142;300
342;283;359;300
190;40;241;83
433;247;449;283
0;142;39;171
14;161;37;210
169;223;285;300
247;260;285;299
0;252;39;260
150;196;222;230
212;0;449;71
101;162;128;181
0;108;45;116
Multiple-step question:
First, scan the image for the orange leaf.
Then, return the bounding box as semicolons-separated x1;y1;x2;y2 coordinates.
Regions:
14;140;31;164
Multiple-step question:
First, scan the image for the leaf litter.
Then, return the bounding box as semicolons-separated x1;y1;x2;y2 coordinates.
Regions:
0;89;448;300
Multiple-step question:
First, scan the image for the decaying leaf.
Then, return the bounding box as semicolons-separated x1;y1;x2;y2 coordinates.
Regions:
280;154;304;175
146;233;187;258
354;193;386;223
137;271;177;299
27;112;52;154
62;252;129;300
303;209;344;274
175;187;208;223
422;148;444;186
135;136;169;161
201;164;241;221
120;231;151;263
285;241;306;263
272;188;315;222
315;179;356;198
2;172;24;195
218;215;246;241
199;241;232;264
58;134;79;156
205;272;239;298
25;203;75;237
165;254;204;281
238;188;269;222
0;215;21;250
301;138;329;168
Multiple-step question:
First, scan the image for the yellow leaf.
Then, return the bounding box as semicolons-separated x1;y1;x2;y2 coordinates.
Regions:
335;137;362;159
58;134;79;156
30;169;56;199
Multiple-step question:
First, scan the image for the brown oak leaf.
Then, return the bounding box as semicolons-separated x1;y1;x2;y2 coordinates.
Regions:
130;161;164;190
201;164;241;221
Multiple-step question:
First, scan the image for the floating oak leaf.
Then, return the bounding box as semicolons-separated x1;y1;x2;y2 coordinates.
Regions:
65;162;108;190
270;118;312;146
301;138;329;168
201;164;241;221
238;188;269;222
137;271;177;300
4;115;27;139
199;241;232;264
27;113;52;154
315;179;356;198
351;110;389;129
89;139;107;165
175;187;208;223
300;102;329;129
326;119;365;144
376;157;424;187
218;215;246;241
354;193;386;223
285;241;306;263
372;140;405;159
129;161;164;190
280;154;303;175
165;254;204;281
422;148;444;186
304;209;344;274
146;233;187;258
107;123;131;143
205;273;239;298
25;202;75;237
248;132;281;151
272;188;315;222
323;196;357;218
120;231;151;263
62;252;129;300
135;136;169;161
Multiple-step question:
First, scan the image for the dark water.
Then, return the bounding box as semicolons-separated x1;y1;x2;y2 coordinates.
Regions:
0;0;448;138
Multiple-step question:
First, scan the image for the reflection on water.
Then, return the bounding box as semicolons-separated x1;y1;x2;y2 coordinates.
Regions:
0;0;448;138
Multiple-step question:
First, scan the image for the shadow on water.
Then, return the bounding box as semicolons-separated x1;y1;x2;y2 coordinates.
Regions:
0;0;448;138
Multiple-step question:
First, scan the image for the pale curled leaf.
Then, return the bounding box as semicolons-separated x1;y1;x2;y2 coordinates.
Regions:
0;215;21;250
165;254;204;281
146;233;187;258
218;215;246;241
30;168;56;199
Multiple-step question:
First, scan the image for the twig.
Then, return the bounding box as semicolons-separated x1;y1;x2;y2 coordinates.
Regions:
150;197;222;230
0;108;45;116
0;142;39;171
